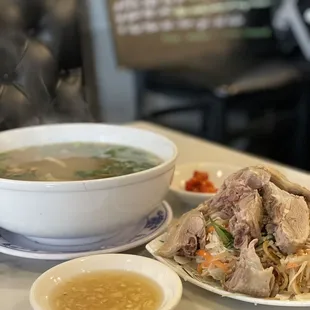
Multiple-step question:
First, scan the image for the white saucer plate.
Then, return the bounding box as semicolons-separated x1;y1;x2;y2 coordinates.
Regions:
146;234;310;307
0;201;173;260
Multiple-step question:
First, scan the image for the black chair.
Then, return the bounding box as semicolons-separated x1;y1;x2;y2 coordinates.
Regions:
137;57;309;169
0;0;100;131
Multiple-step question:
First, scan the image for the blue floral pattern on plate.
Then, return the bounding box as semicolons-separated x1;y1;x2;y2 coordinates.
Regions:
0;201;173;260
145;211;165;230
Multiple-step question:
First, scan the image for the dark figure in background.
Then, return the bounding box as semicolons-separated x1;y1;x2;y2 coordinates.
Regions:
0;0;93;131
273;0;310;61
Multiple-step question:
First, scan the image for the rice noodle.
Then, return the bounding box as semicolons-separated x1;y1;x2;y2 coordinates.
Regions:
282;254;310;265
288;269;300;295
305;263;310;282
269;242;284;259
274;293;292;300
44;173;61;181
288;262;308;294
275;266;289;291
44;157;67;168
263;241;280;264
295;293;310;300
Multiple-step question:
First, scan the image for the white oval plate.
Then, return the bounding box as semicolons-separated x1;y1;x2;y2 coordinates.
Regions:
170;162;241;207
0;201;172;260
146;234;310;307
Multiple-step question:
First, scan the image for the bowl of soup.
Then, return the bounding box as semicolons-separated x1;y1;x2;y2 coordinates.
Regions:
0;123;177;245
30;254;183;310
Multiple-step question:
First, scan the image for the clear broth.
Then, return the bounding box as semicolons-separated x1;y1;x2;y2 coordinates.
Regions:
0;143;162;181
50;270;163;310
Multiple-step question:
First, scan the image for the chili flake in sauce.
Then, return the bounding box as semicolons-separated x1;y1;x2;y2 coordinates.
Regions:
185;170;218;193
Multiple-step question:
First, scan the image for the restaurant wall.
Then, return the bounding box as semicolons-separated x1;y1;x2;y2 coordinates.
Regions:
85;0;137;123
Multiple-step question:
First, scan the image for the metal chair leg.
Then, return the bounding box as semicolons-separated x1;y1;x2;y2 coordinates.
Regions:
295;85;310;170
207;99;227;143
135;71;147;120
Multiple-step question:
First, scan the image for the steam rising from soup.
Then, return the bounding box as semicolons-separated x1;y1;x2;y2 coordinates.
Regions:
0;143;162;181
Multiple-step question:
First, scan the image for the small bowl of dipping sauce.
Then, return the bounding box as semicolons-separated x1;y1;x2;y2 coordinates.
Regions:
30;254;182;310
170;162;241;206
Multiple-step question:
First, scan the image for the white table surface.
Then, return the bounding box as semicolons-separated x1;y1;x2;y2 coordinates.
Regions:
1;121;310;310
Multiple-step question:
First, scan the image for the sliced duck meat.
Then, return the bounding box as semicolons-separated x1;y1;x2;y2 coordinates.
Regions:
204;167;267;247
260;166;310;202
223;166;271;190
229;190;263;248
198;166;270;218
156;210;206;258
225;239;274;298
263;182;310;254
207;166;269;217
207;182;251;219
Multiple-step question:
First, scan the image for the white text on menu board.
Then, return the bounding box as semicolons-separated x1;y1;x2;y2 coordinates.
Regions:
112;0;271;36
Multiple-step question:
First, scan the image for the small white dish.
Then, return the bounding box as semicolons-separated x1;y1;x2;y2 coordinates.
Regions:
170;162;241;206
0;201;172;260
146;234;310;307
30;253;183;310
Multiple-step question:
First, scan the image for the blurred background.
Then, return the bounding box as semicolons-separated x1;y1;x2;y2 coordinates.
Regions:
0;0;310;171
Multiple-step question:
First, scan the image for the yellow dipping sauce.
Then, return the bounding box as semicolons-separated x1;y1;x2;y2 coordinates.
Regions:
50;270;163;310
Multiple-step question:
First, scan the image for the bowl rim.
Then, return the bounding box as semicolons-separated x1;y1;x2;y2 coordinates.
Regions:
170;161;241;198
0;123;178;192
29;253;183;310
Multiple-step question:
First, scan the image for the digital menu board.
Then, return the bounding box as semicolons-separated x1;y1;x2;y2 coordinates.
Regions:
108;0;273;68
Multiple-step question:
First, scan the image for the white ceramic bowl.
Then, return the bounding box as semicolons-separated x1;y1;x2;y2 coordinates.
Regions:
30;254;183;310
170;162;240;206
0;124;177;245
